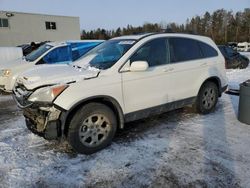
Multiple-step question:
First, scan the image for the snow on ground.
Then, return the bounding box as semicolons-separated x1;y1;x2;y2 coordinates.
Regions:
1;65;250;187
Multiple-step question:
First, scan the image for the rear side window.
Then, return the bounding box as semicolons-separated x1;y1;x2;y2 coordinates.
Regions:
71;42;100;61
43;46;71;64
199;42;218;58
169;37;202;63
130;38;169;67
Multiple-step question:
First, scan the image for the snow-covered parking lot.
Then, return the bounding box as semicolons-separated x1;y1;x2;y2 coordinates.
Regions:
1;64;250;187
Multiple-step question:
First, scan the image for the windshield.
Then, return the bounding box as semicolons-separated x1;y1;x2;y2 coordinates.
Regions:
75;39;136;70
25;44;53;62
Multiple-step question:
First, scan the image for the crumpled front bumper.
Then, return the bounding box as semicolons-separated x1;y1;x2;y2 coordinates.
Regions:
13;82;65;140
23;105;62;140
12;82;64;140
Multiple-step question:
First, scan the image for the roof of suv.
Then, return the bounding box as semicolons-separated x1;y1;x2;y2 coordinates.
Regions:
46;40;104;47
111;33;154;41
111;32;210;41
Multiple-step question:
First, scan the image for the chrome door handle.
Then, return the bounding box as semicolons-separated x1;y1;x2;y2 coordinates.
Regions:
163;67;174;72
200;62;207;67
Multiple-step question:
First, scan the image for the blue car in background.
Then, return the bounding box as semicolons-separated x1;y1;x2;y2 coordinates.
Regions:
25;40;104;65
0;40;104;92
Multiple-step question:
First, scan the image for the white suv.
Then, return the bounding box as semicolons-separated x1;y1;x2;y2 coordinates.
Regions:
13;33;228;154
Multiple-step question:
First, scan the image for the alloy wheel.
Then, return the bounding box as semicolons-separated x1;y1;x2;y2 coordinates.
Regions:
202;87;216;110
79;114;111;147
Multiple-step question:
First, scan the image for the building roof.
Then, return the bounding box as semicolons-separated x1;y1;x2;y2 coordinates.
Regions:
0;10;79;19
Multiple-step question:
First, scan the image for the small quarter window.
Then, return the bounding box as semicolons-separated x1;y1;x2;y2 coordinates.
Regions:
199;42;218;58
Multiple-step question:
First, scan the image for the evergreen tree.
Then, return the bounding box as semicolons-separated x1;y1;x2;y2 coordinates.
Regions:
80;9;250;44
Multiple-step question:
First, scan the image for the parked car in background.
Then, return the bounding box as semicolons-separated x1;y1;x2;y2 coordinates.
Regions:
17;41;48;56
13;33;228;154
17;44;32;56
0;47;23;65
227;42;238;51
218;45;249;69
0;40;104;92
237;42;250;52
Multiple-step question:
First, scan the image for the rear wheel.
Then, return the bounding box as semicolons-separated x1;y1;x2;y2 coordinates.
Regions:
67;103;117;154
196;82;219;114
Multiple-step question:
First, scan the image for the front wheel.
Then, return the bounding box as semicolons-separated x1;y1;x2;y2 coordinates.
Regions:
67;103;117;154
196;82;219;114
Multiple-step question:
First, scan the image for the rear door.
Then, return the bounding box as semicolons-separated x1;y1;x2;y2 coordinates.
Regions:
166;37;211;101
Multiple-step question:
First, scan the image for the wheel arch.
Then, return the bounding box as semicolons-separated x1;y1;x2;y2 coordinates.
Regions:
199;76;222;97
61;95;125;136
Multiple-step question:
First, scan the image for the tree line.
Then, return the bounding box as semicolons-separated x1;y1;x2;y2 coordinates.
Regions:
81;8;250;44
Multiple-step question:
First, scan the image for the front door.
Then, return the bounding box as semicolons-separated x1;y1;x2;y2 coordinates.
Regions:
121;37;173;115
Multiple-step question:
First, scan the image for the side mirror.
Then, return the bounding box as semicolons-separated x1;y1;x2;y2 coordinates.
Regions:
130;61;149;72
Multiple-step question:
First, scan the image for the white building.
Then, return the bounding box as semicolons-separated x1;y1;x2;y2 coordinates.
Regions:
0;11;80;46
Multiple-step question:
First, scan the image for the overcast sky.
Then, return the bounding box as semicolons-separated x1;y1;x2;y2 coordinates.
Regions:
0;0;249;30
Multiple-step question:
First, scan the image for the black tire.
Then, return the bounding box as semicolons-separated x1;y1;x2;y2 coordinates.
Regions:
67;103;117;154
196;81;219;114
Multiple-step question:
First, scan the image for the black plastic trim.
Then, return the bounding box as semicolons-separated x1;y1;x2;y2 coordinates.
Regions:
201;76;223;97
124;97;196;122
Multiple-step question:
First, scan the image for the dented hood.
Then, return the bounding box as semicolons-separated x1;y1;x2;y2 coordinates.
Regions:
16;64;99;90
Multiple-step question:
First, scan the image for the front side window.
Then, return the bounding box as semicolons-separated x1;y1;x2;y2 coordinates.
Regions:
74;40;136;70
0;18;9;28
169;37;202;63
130;38;168;67
45;21;56;30
43;46;71;64
26;44;53;62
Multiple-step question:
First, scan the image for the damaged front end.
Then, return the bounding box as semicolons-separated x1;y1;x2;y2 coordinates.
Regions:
24;106;62;140
13;82;65;140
